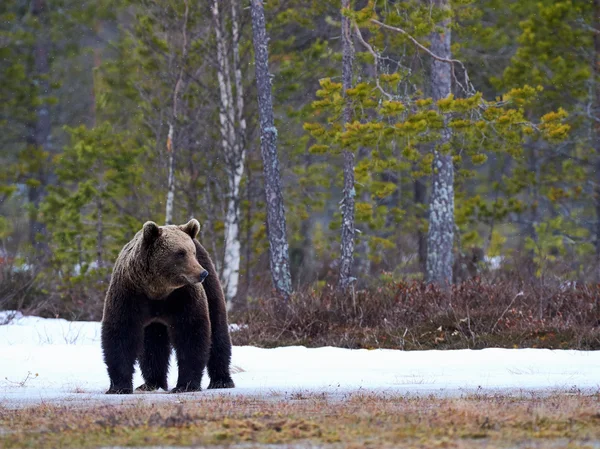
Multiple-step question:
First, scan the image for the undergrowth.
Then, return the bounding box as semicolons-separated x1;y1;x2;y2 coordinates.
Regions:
3;266;600;351
230;278;600;350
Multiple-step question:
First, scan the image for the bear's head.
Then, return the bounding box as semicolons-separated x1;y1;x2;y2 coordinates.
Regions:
140;219;208;297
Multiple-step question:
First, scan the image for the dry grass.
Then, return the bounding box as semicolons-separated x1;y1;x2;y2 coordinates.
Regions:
1;392;600;448
231;279;600;350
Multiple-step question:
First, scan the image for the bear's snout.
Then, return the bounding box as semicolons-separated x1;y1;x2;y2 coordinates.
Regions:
198;270;209;283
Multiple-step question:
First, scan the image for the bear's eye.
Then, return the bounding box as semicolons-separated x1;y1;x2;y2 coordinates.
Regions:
176;250;186;258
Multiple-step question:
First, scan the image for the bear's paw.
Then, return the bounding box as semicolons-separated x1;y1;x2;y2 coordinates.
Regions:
170;384;202;393
136;383;166;392
105;386;133;394
208;378;235;389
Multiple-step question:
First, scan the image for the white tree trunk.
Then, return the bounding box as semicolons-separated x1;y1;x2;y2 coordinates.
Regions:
164;0;189;226
231;0;247;147
165;122;175;225
223;171;242;302
212;0;246;302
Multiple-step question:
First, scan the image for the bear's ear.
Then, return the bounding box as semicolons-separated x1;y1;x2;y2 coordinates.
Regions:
142;221;161;243
180;219;200;239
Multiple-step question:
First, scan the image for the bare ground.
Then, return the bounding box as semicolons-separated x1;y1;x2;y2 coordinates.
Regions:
2;390;600;448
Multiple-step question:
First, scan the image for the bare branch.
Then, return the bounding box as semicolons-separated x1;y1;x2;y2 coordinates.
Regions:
370;18;475;95
584;101;600;124
352;23;393;100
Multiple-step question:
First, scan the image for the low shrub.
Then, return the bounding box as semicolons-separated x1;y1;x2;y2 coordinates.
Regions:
230;278;600;350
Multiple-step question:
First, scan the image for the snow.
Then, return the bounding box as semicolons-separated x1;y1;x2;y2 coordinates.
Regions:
1;311;599;407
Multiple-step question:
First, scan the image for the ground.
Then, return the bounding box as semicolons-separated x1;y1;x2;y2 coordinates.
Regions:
2;391;600;448
1;312;600;448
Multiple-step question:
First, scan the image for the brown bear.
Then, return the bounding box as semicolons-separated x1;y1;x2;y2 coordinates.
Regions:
101;219;235;394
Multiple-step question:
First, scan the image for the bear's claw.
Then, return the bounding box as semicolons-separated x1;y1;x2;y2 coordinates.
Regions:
136;383;166;392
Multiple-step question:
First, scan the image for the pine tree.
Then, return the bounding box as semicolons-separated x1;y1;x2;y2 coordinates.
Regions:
250;0;293;300
338;0;357;291
304;0;570;285
41;123;143;285
425;0;454;286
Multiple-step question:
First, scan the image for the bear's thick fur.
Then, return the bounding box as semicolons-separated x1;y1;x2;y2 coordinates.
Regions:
101;219;235;394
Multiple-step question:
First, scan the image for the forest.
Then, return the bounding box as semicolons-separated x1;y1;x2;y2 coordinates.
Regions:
1;0;599;348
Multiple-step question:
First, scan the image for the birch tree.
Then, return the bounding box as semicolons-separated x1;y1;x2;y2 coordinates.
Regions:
425;0;454;286
338;0;356;291
164;0;190;225
250;0;292;300
212;0;247;302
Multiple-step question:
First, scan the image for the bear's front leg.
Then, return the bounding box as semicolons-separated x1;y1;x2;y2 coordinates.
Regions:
168;291;211;393
170;321;210;393
101;319;142;394
137;322;171;392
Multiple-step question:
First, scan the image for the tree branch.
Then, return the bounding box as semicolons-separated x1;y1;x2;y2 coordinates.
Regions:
370;18;474;95
353;23;393;100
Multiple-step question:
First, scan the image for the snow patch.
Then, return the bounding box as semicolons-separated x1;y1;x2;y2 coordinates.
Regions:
1;313;599;406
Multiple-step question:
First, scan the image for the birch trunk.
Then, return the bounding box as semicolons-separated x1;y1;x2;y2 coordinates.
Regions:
425;0;454;286
164;0;189;226
212;0;246;302
231;0;247;148
250;0;292;300
165;123;175;225
223;175;242;303
338;0;356;291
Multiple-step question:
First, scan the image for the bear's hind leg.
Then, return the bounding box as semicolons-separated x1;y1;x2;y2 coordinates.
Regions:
137;322;170;392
